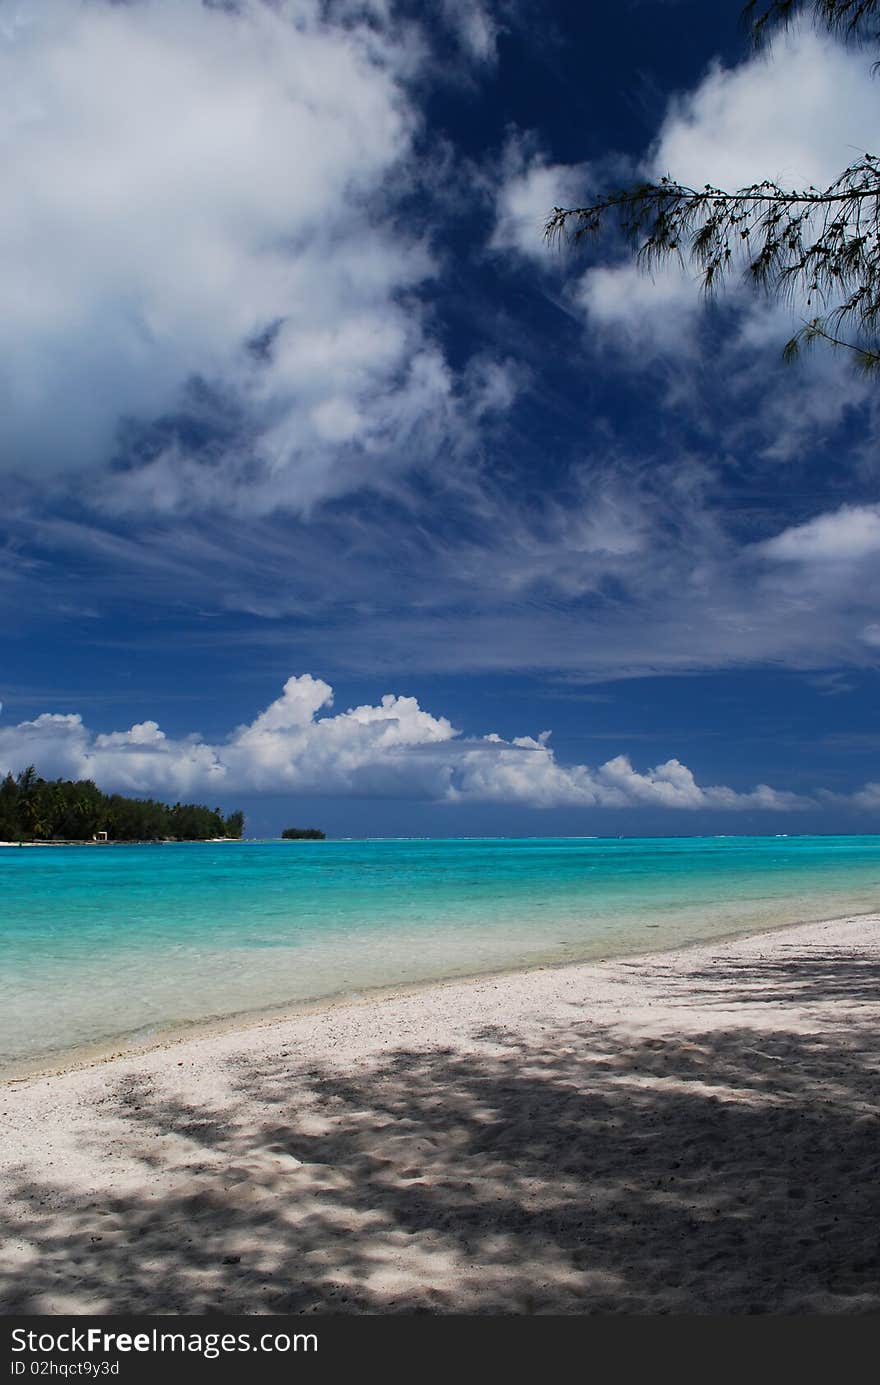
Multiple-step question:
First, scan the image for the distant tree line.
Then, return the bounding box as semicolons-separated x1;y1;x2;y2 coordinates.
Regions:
281;827;326;840
0;767;245;842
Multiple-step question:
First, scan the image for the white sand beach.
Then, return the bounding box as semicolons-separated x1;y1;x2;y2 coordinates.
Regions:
2;912;879;1315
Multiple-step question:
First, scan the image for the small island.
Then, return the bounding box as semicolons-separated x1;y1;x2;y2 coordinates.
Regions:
281;827;326;840
0;766;244;842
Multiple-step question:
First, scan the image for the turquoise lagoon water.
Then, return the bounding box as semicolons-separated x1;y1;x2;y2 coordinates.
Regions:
2;834;880;1073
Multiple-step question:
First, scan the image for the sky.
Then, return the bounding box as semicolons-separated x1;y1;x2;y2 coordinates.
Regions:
2;0;880;837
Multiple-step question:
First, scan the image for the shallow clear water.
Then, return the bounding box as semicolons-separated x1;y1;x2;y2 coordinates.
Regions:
2;835;879;1071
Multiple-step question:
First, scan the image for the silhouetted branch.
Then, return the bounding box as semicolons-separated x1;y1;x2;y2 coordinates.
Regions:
546;156;880;364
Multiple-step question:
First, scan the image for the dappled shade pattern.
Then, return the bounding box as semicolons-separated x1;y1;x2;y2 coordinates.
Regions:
2;942;879;1314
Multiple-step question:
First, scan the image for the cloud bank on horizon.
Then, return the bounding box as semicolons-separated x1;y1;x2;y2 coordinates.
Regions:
0;673;836;812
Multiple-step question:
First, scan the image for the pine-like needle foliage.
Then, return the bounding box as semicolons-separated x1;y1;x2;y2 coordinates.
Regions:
546;1;880;369
746;1;880;46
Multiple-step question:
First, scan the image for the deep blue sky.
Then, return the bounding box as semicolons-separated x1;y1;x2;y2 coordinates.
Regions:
2;0;879;835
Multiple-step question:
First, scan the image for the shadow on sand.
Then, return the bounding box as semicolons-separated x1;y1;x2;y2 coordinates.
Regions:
2;948;879;1314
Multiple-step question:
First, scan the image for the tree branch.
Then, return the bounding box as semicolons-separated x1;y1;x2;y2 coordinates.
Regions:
744;0;880;46
546;156;880;363
784;317;880;368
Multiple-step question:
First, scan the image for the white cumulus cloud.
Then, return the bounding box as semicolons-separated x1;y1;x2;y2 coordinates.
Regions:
0;673;819;811
602;27;880;330
0;0;512;515
495;28;880;378
758;504;880;564
491;136;590;262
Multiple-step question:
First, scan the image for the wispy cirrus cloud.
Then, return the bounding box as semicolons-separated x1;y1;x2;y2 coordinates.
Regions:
440;0;502;65
10;450;880;682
